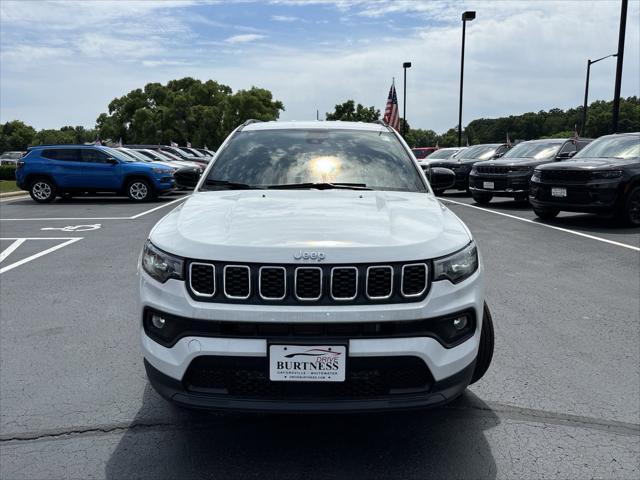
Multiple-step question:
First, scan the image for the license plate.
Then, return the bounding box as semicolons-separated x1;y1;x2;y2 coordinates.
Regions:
483;181;494;189
551;187;567;197
269;345;346;382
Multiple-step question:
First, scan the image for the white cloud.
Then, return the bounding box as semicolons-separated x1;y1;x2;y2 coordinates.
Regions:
225;34;267;44
272;15;300;22
1;0;638;134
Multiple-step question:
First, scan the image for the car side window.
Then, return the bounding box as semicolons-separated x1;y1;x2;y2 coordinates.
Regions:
81;149;112;164
42;149;82;161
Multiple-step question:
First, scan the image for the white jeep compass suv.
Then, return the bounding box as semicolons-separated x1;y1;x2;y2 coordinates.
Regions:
139;120;494;412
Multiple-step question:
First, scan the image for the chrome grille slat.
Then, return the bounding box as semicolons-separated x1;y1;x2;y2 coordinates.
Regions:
366;266;394;300
187;261;430;304
401;263;428;297
294;267;323;301
330;267;358;300
189;262;215;297
224;265;251;299
259;266;286;300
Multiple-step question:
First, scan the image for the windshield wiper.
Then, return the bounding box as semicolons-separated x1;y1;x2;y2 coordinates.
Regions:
267;182;371;190
204;179;259;190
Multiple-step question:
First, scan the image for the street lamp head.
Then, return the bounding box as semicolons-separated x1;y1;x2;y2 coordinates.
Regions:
403;62;412;68
462;11;476;21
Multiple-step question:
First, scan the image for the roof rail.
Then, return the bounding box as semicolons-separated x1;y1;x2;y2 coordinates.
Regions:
238;119;263;130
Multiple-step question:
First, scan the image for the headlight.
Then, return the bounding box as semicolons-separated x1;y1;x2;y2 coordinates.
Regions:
531;169;542;182
433;242;478;284
141;241;184;283
152;167;172;174
470;167;478;175
591;170;623;179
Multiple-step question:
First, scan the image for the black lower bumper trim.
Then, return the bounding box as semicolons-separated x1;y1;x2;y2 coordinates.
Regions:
144;357;476;413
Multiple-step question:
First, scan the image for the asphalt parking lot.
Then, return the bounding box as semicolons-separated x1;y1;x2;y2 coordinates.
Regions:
0;191;638;479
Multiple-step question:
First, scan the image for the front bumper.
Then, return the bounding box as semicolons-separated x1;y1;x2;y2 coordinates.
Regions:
144;356;475;413
140;267;484;412
469;174;530;196
529;180;622;213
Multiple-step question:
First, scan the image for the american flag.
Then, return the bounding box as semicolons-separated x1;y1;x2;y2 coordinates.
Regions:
383;83;400;131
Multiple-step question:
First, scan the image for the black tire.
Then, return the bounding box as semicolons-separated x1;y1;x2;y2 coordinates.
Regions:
533;207;559;220
29;178;56;203
126;179;153;202
470;303;494;384
618;186;640;226
472;192;492;205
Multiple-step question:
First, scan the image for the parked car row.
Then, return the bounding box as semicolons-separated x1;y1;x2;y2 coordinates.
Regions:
0;150;25;165
15;143;214;203
423;133;640;226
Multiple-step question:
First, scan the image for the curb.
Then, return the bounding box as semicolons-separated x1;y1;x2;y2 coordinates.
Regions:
0;191;27;199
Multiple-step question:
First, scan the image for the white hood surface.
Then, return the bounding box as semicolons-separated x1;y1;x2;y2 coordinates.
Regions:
150;190;471;263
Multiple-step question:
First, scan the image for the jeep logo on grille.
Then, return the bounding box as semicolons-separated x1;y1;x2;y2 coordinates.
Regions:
293;251;326;262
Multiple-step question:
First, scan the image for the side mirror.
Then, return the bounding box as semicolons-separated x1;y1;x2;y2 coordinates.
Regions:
429;167;456;191
555;151;576;160
106;157;118;165
493;152;504;159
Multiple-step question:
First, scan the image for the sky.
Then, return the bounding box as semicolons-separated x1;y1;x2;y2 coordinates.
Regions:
1;0;639;134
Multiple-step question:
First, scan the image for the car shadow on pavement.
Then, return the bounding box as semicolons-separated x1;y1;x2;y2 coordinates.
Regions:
105;385;499;479
538;213;639;234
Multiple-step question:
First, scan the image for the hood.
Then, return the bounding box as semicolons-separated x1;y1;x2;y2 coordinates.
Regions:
150;190;471;263
474;157;552;168
537;157;639;170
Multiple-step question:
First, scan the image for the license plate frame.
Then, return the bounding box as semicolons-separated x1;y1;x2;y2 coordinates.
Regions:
551;187;567;198
268;344;347;382
483;181;494;189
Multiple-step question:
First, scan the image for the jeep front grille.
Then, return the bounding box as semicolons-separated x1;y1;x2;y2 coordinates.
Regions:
187;260;431;305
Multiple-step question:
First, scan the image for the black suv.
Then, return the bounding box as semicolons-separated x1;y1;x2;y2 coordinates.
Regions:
429;143;510;194
469;138;592;204
530;133;640;225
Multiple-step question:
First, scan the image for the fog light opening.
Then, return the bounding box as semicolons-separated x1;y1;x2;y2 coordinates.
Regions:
452;316;468;331
151;314;166;329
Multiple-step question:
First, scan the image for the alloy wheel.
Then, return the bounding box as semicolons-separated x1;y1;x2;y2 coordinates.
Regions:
130;182;148;200
32;182;52;200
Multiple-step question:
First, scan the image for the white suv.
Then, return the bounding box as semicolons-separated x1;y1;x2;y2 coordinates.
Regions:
139;120;494;412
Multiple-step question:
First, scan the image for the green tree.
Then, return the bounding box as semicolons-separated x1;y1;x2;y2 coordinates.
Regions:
404;128;437;148
325;100;380;122
0;120;36;151
96;78;284;148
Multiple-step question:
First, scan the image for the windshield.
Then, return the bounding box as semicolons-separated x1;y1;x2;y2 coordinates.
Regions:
502;141;563;160
427;149;460;160
122;149;152;162
574;135;639;160
103;147;135;162
204;129;426;192
456;145;498;160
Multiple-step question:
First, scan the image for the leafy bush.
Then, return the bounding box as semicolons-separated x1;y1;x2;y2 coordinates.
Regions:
0;165;17;180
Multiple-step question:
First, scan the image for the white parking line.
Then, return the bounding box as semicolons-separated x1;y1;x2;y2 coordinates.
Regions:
0;239;26;262
0;195;188;221
0;237;83;274
440;198;640;252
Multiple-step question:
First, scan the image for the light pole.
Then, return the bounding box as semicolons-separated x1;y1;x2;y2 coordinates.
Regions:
402;62;411;136
581;53;617;135
612;0;628;133
458;11;475;147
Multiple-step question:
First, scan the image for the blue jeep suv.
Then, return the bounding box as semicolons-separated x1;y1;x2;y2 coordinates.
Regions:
16;145;175;203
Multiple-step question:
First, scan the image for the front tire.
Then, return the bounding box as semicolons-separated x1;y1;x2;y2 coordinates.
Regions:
127;179;153;202
472;192;492;205
618;186;640;226
533;207;559;220
29;178;56;203
470;303;494;384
